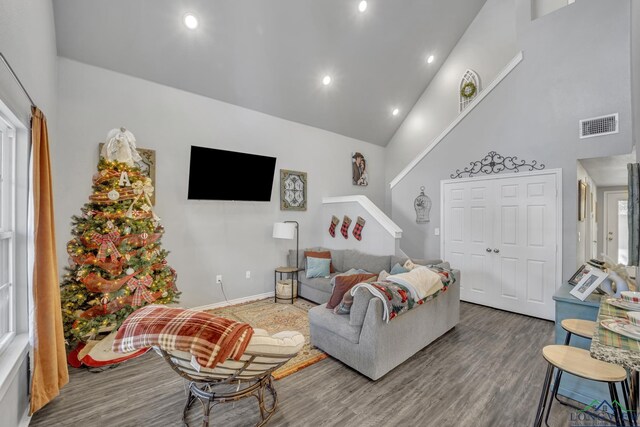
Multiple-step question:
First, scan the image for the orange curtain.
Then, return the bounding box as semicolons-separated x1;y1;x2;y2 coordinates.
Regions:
30;107;68;414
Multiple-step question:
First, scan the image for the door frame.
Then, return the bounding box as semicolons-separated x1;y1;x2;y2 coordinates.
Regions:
440;168;563;291
602;190;629;260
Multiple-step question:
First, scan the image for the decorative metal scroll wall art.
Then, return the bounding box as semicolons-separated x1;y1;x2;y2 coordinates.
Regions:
414;186;432;223
450;151;545;179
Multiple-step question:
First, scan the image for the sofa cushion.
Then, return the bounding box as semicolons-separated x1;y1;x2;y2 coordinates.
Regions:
390;256;442;268
308;304;362;344
304;250;335;273
306;257;331;278
299;273;338;294
327;273;377;309
329;249;345;272
343;249;391;274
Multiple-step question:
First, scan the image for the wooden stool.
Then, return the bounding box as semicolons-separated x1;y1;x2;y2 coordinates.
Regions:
534;345;629;427
561;318;597;344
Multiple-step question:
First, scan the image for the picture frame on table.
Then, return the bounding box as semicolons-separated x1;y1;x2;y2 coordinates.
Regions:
569;268;609;301
568;264;591;286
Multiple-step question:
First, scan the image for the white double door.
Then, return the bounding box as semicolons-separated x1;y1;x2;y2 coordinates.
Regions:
442;171;559;320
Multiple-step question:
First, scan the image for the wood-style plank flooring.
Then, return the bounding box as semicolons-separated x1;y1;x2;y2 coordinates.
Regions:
31;303;576;426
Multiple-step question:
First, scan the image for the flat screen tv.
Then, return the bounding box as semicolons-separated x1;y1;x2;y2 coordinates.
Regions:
187;146;277;201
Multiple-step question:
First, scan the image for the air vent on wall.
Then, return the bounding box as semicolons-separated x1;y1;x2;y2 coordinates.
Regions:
579;113;619;139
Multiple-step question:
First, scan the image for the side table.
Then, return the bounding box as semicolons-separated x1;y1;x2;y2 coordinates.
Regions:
274;267;303;304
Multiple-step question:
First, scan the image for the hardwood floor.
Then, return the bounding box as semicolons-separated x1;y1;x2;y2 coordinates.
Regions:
31;303;575;427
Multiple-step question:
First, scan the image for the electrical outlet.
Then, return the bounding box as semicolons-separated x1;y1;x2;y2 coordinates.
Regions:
434;227;440;236
216;275;222;284
245;271;251;279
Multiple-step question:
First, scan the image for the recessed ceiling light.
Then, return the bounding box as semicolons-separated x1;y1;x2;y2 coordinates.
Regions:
358;1;368;12
392;108;399;116
427;55;435;64
322;75;332;86
183;13;198;29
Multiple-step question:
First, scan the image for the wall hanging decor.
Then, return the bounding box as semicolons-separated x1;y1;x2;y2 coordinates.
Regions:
99;141;156;204
352;152;368;186
459;69;480;112
578;179;587;222
414;186;432;223
450;151;545;179
280;169;307;211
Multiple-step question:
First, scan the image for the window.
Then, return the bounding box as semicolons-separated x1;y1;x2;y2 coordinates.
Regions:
0;114;16;355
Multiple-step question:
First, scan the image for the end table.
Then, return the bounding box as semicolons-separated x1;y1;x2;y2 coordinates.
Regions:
275;267;303;304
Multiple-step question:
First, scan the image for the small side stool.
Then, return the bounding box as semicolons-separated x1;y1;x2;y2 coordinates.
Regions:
534;345;629;427
561;318;597;344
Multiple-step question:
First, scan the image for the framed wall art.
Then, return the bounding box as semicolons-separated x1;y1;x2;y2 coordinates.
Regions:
98;143;156;205
578;179;587;222
280;169;307;211
352;152;368;186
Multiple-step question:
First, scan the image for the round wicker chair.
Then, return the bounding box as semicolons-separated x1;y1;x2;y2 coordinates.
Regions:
157;329;304;426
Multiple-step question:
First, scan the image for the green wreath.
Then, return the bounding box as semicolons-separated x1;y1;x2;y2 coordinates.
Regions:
460;81;477;99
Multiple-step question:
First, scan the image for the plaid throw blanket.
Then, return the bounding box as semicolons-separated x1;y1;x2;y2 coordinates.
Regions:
112;305;254;368
351;266;455;322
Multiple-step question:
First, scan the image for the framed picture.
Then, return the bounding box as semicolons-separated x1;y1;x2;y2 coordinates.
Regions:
98;143;157;205
569;268;609;301
280;169;307;211
568;264;591;286
578;179;587;222
352;152;368;186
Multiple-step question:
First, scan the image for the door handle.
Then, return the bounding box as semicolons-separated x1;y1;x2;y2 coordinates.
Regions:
486;248;492;252
493;249;500;253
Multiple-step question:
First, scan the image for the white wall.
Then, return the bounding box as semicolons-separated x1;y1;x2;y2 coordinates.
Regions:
531;0;570;20
0;0;58;423
384;0;518;200
389;0;632;282
55;58;385;308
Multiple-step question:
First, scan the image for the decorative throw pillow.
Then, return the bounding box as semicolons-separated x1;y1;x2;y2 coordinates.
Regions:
326;273;377;309
306;257;331;279
390;263;409;275
333;291;354;315
378;270;390;282
403;259;424;271
304;250;335;273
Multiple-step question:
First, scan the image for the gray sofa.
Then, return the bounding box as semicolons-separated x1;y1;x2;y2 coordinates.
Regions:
288;247;442;305
290;248;460;380
309;269;460;380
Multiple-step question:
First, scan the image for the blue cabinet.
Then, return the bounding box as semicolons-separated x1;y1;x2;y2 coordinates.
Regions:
553;283;609;405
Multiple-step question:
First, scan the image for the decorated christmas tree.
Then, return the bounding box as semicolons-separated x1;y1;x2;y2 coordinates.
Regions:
60;128;178;358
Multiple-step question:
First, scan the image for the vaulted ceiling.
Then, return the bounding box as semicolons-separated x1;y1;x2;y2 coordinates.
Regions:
52;0;487;146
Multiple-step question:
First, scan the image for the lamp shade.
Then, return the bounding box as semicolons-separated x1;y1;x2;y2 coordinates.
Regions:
273;222;296;239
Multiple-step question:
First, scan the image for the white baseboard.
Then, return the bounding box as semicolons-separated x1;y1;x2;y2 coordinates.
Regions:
19;405;31;427
191;292;275;311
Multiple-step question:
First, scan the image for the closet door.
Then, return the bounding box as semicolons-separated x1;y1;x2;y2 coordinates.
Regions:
442;172;558;320
493;174;557;319
442;181;494;307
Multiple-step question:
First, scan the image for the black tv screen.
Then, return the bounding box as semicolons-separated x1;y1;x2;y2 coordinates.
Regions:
187;146;276;201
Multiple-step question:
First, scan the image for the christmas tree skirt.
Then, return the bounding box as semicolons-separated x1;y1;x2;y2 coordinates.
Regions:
69;330;149;368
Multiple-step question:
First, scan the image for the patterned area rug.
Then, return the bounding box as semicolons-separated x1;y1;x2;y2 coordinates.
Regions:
205;298;327;380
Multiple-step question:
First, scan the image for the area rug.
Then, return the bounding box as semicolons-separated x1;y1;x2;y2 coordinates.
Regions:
205;298;327;380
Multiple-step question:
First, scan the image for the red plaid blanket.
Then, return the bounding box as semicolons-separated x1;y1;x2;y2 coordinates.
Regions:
112;305;254;368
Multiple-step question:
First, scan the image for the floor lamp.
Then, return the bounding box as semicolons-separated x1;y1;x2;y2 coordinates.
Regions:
273;221;299;268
